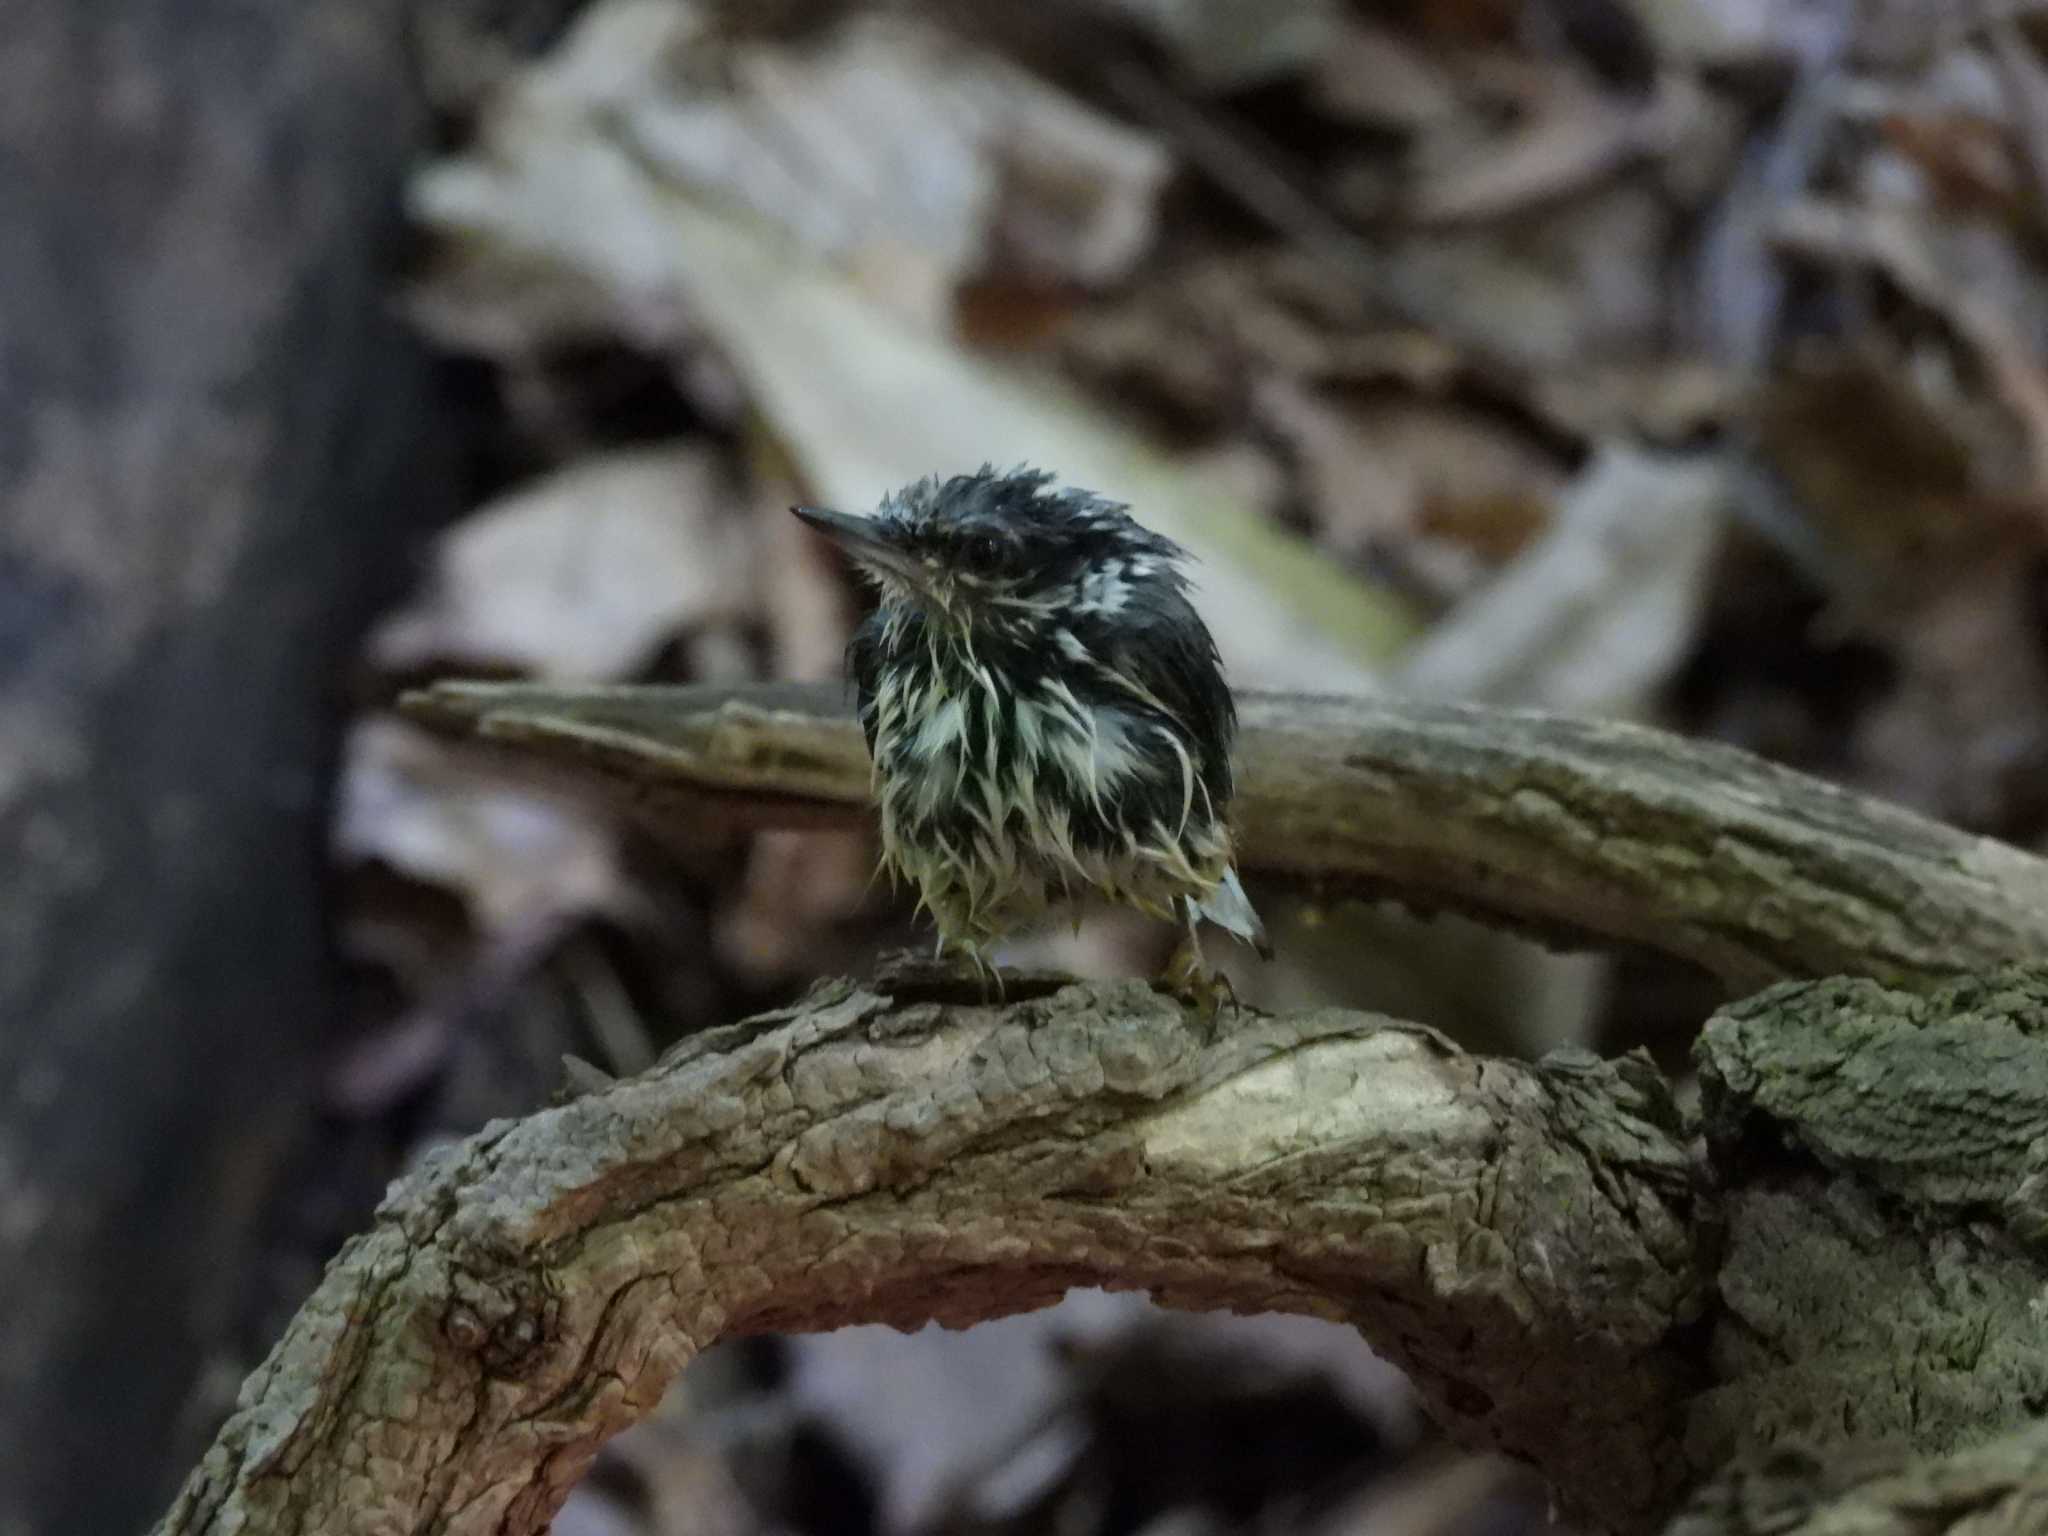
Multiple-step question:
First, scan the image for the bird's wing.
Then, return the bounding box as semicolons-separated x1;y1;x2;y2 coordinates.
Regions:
1105;580;1237;798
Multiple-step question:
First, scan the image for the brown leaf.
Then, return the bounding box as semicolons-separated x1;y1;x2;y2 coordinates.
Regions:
1250;376;1568;600
1853;549;2048;834
1308;20;1462;131
1377;180;1673;371
1083;0;1340;88
331;718;629;936
1606;0;1805;67
370;445;755;682
1401;69;1674;227
1878;108;2024;216
1061;250;1459;430
715;828;878;984
1769;200;2048;515
1394;443;1727;716
1753;349;1983;587
574;4;1172;324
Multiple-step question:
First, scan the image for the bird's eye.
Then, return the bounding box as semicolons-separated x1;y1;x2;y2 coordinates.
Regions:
972;534;1003;566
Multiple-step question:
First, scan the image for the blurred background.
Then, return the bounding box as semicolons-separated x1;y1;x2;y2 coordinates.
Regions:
7;0;2048;1533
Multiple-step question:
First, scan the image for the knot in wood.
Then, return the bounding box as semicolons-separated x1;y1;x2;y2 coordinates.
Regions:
480;1303;554;1378
442;1270;559;1379
441;1300;489;1353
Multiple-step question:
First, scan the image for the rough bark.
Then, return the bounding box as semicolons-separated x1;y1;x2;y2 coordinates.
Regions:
151;676;2048;1533
401;680;2048;989
1667;1418;2048;1536
1690;971;2048;1470
0;3;451;1530
158;973;1705;1536
154;963;2048;1536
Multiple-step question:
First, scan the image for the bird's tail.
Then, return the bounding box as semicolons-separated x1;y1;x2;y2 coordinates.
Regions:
1200;865;1273;959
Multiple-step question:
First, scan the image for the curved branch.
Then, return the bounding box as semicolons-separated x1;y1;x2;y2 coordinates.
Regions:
155;979;1703;1536
400;681;2048;988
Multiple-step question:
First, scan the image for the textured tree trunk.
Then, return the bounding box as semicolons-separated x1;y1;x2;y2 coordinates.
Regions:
0;4;451;1531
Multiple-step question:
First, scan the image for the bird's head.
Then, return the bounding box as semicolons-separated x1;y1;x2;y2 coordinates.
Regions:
793;466;1186;633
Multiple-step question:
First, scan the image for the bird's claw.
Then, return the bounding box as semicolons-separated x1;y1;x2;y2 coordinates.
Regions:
1154;933;1241;1025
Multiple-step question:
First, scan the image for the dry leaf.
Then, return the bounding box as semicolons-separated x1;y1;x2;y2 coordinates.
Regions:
1752;347;1986;593
1609;0;1809;66
332;718;628;936
1853;548;2048;833
1085;0;1339;88
401;247;642;362
715;828;877;983
509;1;1170;334
1309;20;1463;131
1060;251;1397;428
1401;69;1701;227
1985;13;2048;210
1878;107;2024;214
370;445;754;681
1376;181;1672;371
1526;357;1733;442
1395;442;1728;715
1771;199;2048;506
1251;377;1567;602
412;70;1416;685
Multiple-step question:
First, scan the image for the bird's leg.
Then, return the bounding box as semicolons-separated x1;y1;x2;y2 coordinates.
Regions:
1157;927;1205;993
1155;902;1238;1021
943;913;1006;1001
957;939;1005;1002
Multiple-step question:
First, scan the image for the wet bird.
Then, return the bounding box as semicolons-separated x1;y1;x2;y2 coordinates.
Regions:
793;466;1270;992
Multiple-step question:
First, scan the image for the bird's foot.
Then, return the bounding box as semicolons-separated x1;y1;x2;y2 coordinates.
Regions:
1153;932;1240;1024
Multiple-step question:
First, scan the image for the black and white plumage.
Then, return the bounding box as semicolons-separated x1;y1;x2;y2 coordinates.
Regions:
793;466;1269;971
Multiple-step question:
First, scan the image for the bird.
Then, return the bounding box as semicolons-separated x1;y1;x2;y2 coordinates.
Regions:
792;465;1270;993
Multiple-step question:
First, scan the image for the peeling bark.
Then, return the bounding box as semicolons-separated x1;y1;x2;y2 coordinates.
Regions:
400;680;2048;988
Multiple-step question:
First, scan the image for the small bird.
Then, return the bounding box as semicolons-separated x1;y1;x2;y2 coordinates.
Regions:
793;466;1270;990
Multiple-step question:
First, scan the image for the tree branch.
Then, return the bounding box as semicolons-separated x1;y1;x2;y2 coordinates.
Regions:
155;977;1704;1536
401;681;2048;988
1686;969;2048;1473
1669;1417;2048;1536
157;667;2048;1536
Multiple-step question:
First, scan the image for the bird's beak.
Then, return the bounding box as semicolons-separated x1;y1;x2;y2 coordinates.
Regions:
792;505;924;588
